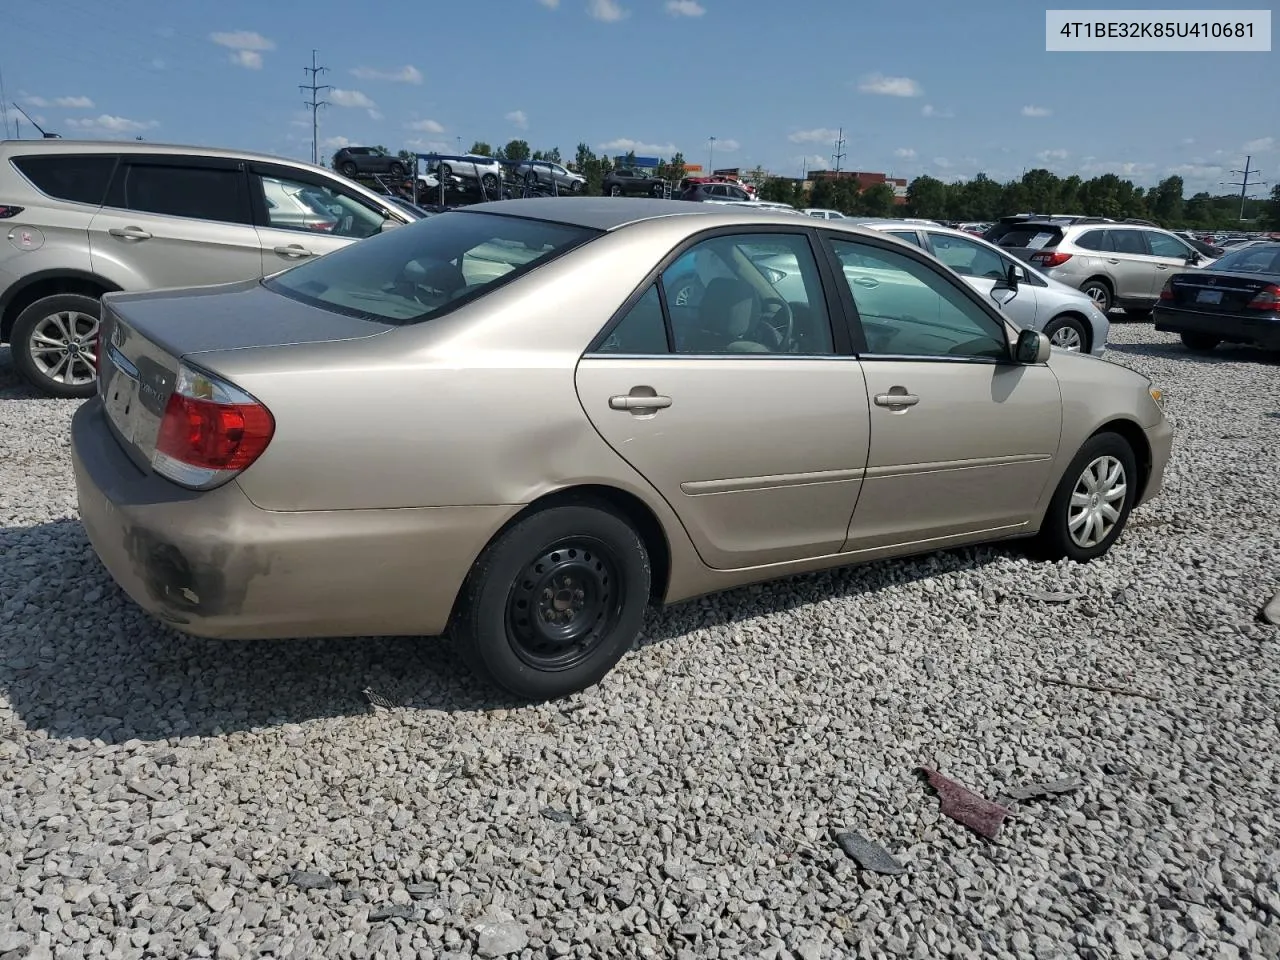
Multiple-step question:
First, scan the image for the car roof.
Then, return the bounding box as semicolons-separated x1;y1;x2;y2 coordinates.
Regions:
0;137;336;176
456;197;895;234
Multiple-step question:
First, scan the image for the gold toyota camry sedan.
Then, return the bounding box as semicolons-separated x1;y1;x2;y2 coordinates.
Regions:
72;199;1173;700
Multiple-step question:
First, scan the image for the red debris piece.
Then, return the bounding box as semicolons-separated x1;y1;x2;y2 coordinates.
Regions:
919;767;1010;840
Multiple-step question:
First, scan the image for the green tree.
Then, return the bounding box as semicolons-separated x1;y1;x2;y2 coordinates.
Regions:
624;150;638;167
1265;184;1280;230
500;139;531;162
1020;168;1061;213
469;141;493;157
396;149;415;165
906;175;948;218
857;183;897;217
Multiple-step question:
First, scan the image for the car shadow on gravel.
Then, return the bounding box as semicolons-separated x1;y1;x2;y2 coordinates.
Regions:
1108;340;1280;366
0;345;45;400
1;518;1004;743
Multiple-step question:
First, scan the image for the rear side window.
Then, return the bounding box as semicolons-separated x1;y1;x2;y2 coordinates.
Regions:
1075;229;1110;252
117;163;252;225
265;210;598;324
11;154;116;205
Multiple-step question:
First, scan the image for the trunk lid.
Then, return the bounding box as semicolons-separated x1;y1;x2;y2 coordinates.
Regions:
1164;270;1279;313
98;280;393;473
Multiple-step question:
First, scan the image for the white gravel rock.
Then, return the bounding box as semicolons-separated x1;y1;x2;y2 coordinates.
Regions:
2;327;1278;959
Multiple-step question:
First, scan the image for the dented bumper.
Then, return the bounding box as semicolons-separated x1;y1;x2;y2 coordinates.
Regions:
71;398;518;639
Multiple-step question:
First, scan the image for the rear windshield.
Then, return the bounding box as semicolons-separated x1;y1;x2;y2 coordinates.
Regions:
1210;244;1280;275
991;225;1063;250
265;210;598;324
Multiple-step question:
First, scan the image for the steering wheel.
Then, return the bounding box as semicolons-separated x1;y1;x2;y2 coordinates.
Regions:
758;296;794;349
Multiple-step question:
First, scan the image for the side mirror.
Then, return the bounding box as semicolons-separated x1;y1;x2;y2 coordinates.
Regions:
1015;328;1051;364
1006;263;1021;287
1187;252;1202;264
990;276;1019;307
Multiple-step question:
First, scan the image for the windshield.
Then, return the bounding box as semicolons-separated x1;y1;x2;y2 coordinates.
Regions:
1209;244;1280;275
265;211;599;324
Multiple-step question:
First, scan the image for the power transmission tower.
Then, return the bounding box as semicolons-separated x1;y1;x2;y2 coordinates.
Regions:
1223;155;1268;221
831;127;847;175
300;49;330;166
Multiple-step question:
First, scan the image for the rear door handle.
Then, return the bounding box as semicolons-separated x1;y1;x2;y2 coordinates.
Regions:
108;226;152;240
273;244;314;258
874;392;920;408
609;394;672;411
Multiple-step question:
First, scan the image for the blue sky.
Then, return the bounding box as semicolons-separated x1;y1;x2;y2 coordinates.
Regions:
3;0;1276;194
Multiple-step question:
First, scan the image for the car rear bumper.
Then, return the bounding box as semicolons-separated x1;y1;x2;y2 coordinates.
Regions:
72;398;519;640
1154;305;1280;348
1139;416;1174;507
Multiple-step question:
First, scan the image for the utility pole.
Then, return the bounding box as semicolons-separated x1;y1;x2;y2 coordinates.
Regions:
708;136;717;174
300;49;330;166
831;127;847;175
0;60;10;139
1224;156;1268;221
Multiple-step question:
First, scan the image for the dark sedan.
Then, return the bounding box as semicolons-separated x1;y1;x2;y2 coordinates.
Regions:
1154;242;1280;354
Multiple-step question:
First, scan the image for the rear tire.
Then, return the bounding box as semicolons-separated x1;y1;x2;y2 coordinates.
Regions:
609;185;623;197
481;173;500;193
1081;279;1113;314
1032;431;1137;563
11;292;103;399
389;162;407;177
1181;331;1220;353
339;161;357;177
451;503;651;701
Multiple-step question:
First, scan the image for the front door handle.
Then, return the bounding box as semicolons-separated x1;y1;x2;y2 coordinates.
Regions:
609;394;672;411
1155;264;1169;269
874;392;920;408
274;244;314;258
1106;258;1120;264
108;226;152;240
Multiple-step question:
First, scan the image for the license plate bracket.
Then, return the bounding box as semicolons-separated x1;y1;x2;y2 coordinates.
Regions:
1196;289;1223;305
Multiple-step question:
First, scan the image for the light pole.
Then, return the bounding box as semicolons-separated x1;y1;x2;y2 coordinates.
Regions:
708;136;717;174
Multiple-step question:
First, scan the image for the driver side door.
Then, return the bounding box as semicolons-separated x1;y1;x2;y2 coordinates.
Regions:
247;163;394;275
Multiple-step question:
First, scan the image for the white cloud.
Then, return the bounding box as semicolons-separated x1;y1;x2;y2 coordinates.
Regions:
788;127;840;144
23;96;49;108
713;138;741;152
1181;137;1196;146
151;58;166;71
1243;137;1274;152
506;110;529;130
323;135;352;149
857;73;923;97
350;65;423;84
1021;105;1052;117
1037;149;1069;162
537;0;559;6
894;147;916;160
665;0;705;15
330;89;377;109
54;96;93;108
921;104;953;119
933;157;953;169
1165;162;1224;179
406;118;445;133
599;137;677;155
65;114;159;135
210;30;275;69
1079;160;1156;177
406;138;451;152
588;0;628;21
795;154;828;171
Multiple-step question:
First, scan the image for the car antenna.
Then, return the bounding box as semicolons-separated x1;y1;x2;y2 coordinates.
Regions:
11;102;62;138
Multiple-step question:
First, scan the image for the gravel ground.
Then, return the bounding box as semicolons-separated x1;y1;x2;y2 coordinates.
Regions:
1;327;1278;960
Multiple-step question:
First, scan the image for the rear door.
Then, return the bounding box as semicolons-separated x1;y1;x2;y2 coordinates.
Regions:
247;163;395;274
1103;229;1157;302
575;228;870;570
88;155;263;289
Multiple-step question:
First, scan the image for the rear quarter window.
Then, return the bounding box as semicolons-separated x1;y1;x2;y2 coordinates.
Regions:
11;154;117;205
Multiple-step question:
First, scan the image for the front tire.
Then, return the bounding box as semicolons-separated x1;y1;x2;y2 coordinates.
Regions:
11;293;102;399
1181;332;1220;353
451;502;651;701
389;162;407;177
481;173;500;193
1033;432;1137;562
609;184;623;197
339;161;357;177
1042;315;1088;352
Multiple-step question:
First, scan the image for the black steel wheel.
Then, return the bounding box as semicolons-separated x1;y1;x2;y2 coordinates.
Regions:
505;538;622;670
451;501;651;700
339;161;358;177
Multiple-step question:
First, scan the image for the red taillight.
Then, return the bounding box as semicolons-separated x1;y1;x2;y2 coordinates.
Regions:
1159;280;1174;301
152;365;274;489
0;205;24;219
1246;284;1280;311
1031;251;1072;267
307;220;337;232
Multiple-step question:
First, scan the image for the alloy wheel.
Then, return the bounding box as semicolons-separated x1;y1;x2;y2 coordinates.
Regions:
1067;455;1127;549
29;310;99;386
1048;325;1083;351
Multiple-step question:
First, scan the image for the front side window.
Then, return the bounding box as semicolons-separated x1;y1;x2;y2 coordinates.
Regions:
118;163;251;225
929;233;1008;279
266;210;598;325
12;154;116;205
827;238;1007;360
1145;231;1191;258
258;173;386;239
